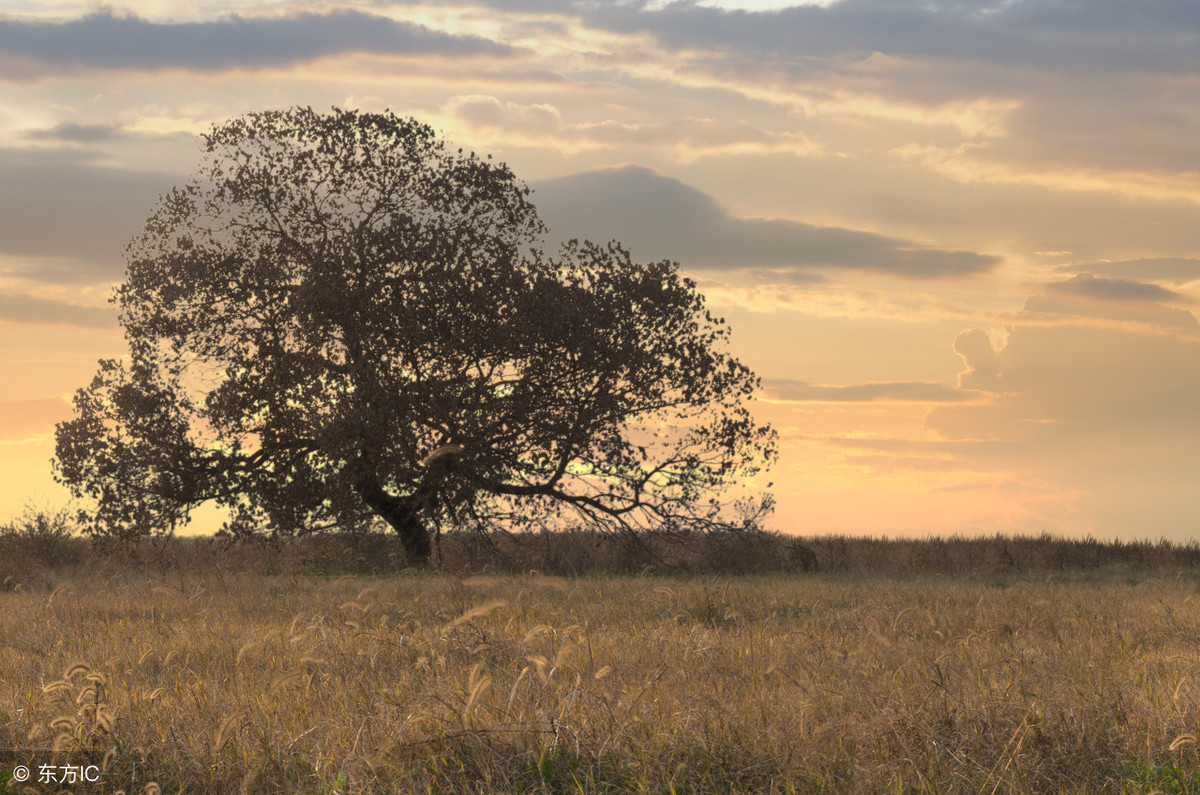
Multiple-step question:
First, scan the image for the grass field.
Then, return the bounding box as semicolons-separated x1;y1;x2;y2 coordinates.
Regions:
2;527;1200;792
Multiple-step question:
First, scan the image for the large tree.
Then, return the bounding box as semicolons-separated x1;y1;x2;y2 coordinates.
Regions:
54;107;776;565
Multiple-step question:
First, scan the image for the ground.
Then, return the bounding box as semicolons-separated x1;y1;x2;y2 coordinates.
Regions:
1;535;1200;793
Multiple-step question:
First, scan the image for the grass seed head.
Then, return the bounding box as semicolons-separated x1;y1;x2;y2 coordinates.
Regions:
63;662;92;679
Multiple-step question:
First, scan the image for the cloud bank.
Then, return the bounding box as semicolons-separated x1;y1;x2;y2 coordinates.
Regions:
0;9;512;78
1023;273;1197;328
563;0;1200;77
0;148;176;283
0;293;114;327
1062;259;1200;285
532;166;997;278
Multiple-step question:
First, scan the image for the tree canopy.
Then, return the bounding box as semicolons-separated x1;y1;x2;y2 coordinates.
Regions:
54;107;776;565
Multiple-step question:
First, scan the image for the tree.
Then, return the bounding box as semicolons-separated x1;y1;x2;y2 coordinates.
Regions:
54;107;776;566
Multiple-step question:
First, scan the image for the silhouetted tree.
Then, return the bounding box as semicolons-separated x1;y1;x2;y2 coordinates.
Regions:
54;107;775;565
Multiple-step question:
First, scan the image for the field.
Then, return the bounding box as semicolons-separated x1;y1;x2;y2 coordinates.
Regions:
2;528;1200;793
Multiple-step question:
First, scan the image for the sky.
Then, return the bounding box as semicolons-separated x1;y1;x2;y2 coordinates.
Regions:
2;0;1199;541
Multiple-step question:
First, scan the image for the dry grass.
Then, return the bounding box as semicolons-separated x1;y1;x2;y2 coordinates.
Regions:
3;554;1200;793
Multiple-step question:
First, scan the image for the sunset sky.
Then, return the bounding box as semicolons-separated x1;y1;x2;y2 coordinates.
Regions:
2;0;1199;541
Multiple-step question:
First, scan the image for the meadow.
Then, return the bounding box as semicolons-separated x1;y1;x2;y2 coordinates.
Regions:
2;521;1200;793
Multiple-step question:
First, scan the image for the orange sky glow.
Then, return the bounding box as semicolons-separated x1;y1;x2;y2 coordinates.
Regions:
2;0;1199;541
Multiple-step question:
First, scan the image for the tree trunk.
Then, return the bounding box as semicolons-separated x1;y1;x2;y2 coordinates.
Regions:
357;475;431;566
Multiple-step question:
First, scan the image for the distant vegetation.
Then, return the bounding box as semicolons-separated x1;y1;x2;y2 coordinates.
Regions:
2;507;1199;583
0;511;1194;593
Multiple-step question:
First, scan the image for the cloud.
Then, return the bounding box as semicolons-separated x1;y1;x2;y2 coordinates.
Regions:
738;269;827;287
1062;258;1200;285
0;144;992;288
447;95;825;158
953;329;1002;391
23;122;125;144
0;9;513;79
0;148;176;282
532;165;997;278
447;95;562;136
578;119;822;159
458;0;1200;192
764;378;967;402
942;320;1200;442
1022;273;1197;328
0;293;115;327
576;0;1200;76
926;320;1200;535
1044;272;1183;303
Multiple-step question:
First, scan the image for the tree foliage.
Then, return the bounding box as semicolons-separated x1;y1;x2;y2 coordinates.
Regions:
54;107;776;565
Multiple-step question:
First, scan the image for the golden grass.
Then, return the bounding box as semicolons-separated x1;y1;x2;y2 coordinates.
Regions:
3;565;1200;793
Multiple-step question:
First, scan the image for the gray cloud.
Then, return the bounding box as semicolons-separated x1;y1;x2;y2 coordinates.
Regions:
1022;273;1197;327
2;147;995;286
580;0;1200;75
0;9;512;78
605;1;1200;176
432;0;1200;179
431;0;1200;75
532;166;997;278
1021;298;1197;327
1045;272;1183;303
1061;258;1200;285
739;268;827;286
23;122;124;144
765;378;967;402
0;148;176;283
0;293;114;327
